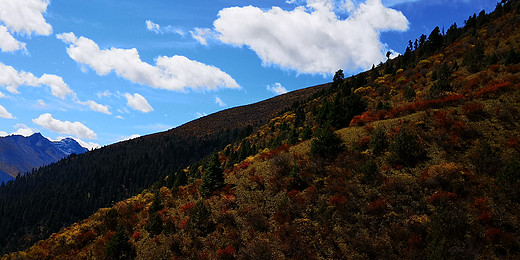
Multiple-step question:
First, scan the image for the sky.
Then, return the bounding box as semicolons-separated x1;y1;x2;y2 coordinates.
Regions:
0;0;499;149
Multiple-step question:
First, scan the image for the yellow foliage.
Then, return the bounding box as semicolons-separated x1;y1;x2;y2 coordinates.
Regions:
354;86;374;95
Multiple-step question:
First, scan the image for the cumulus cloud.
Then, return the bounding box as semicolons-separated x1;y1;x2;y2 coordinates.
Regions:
57;32;240;91
146;20;184;36
0;26;26;52
0;62;74;99
32;113;97;139
124;93;153;113
0;62;111;114
12;123;36;136
0;124;36;137
71;138;100;150
267;83;288;95
0;104;13;119
0;0;52;52
210;0;408;75
76;100;111;115
215;96;226;107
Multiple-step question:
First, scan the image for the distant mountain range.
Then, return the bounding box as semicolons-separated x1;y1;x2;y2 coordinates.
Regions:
0;133;87;183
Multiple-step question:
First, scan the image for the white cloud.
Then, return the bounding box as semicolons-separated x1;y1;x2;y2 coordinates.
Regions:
215;96;226;107
267;82;288;95
211;0;408;75
0;62;111;114
12;123;35;136
146;20;185;36
0;0;52;52
146;20;161;33
0;26;26;52
0;91;5;98
76;99;111;115
35;99;47;108
32;113;97;139
124;93;153;113
119;134;140;142
0;130;7;136
382;0;419;7
0;62;74;99
57;32;240;92
0;104;13;119
115;115;124;119
195;112;207;118
72;138;100;150
97;90;113;98
190;28;215;45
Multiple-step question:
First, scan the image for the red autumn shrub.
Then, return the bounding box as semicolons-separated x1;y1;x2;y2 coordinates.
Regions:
132;231;141;241
328;195;347;206
367;197;388;213
180;202;196;213
428;191;457;204
475;81;512;98
217;244;236;258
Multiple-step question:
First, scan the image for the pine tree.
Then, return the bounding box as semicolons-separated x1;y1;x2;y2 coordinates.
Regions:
199;153;224;197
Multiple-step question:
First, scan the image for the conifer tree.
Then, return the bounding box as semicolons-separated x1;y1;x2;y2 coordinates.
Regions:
199;153;224;197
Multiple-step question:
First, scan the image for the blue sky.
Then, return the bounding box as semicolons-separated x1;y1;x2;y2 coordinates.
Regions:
0;0;498;149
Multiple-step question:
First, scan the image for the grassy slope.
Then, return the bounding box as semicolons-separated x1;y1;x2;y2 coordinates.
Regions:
4;1;520;259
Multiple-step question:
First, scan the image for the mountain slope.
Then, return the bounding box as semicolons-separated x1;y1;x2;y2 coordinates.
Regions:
0;83;326;254
0;133;87;180
4;1;519;259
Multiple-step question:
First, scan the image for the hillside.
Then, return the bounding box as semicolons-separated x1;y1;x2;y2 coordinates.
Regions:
0;81;326;254
0;133;87;181
4;1;520;259
3;0;519;259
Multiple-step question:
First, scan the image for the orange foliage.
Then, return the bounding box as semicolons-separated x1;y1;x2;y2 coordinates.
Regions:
367;198;388;213
178;217;189;229
506;137;520;149
217;244;236;258
428;191;457;204
132;231;141;241
475;81;512;98
357;135;371;148
350;95;465;126
180;202;196;213
328;195;347;207
237;160;251;170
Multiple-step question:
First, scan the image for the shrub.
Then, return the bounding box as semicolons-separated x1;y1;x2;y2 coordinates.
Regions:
105;225;136;260
473;141;502;176
403;85;416;100
369;127;387;155
311;125;344;158
360;159;379;184
145;212;163;237
497;158;520;184
188;201;215;235
389;128;425;167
